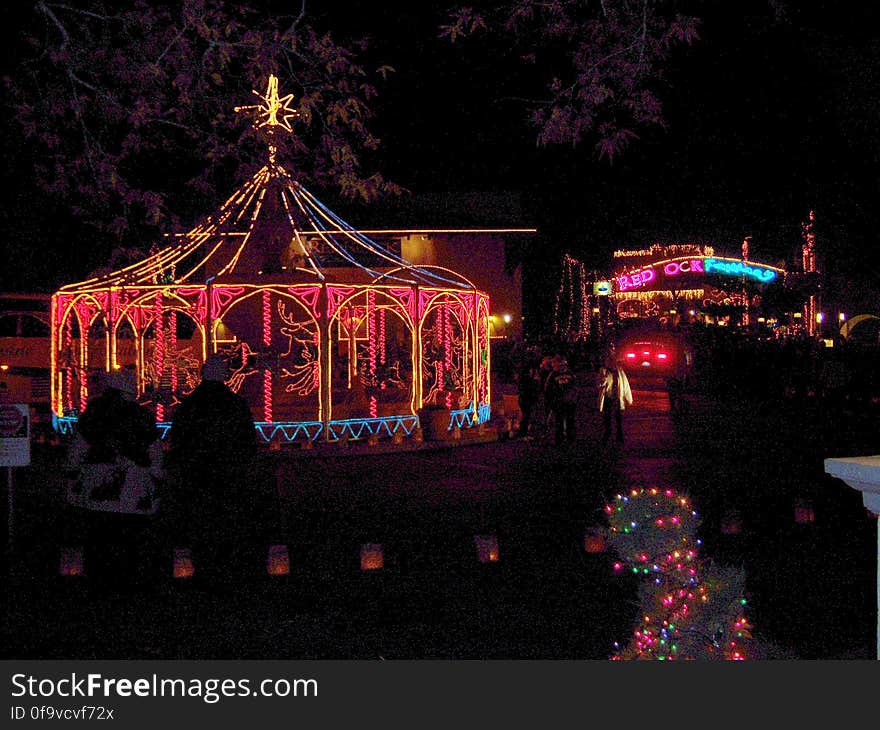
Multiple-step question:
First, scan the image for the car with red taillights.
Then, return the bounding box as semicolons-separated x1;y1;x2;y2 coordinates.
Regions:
611;321;685;379
620;341;676;374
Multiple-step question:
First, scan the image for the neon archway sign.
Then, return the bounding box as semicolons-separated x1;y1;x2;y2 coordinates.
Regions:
616;256;784;292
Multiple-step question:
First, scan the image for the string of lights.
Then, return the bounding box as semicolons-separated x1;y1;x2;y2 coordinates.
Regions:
607;488;754;660
49;75;493;440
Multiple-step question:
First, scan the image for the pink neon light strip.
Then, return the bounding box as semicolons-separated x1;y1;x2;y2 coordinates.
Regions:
444;302;452;409
379;307;386;366
263;370;273;422
263;290;272;422
170;310;178;392
64;315;73;414
155;293;164;384
368;290;377;418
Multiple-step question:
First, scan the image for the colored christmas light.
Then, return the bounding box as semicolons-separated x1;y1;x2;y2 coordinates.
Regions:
607;487;755;660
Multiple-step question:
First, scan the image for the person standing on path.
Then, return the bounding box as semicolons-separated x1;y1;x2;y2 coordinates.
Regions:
544;354;579;445
598;362;633;443
515;353;541;439
64;368;164;587
164;354;273;587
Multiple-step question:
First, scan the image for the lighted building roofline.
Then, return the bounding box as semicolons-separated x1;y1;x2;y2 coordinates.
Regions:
651;255;786;274
615;254;787;277
166;232;248;238
163;228;537;239
613;244;714;258
612;289;705;299
346;228;537;235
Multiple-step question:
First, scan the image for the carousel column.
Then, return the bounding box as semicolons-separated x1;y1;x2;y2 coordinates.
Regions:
319;283;332;441
104;297;112;374
413;285;423;409
379;304;386;400
441;298;451;409
50;296;58;417
205;278;215;358
169;310;178;398
108;288;118;374
368;290;377;418
482;295;491;414
76;304;89;413
63;311;74;415
347;308;358;388
154;292;165;422
435;304;444;403
472;289;480;422
136;306;147;394
262;290;273;423
379;307;386;369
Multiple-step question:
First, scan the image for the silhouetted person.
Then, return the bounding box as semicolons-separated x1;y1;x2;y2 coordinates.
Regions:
65;368;163;586
537;353;555;435
544;355;578;445
667;353;690;416
515;356;541;439
165;354;267;586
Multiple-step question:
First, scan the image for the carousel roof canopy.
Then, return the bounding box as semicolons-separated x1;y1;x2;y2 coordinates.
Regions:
60;75;475;294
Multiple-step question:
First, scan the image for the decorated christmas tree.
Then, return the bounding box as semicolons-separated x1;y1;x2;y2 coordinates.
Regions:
606;487;754;660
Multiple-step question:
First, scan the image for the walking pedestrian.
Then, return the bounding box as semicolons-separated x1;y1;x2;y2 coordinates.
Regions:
598;363;633;443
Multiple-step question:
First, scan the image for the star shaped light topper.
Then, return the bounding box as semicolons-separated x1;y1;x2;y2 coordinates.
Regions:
234;74;301;133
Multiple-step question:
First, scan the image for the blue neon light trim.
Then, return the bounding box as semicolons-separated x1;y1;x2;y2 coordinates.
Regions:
53;406;490;443
704;258;777;283
52;414;77;435
326;415;419;441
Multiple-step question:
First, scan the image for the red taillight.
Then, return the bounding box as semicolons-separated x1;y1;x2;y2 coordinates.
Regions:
626;353;635;359
642;351;650;356
657;353;668;360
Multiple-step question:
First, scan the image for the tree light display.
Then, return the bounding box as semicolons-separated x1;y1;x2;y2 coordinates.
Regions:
51;76;491;443
607;488;754;660
553;254;593;340
801;210;820;336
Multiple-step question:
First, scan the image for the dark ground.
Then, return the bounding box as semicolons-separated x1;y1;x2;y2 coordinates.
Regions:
3;377;877;660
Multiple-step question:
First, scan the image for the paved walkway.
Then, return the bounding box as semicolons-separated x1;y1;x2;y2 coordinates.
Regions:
3;377;876;659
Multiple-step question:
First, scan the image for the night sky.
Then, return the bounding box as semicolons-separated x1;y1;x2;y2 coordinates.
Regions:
332;2;880;281
2;2;878;308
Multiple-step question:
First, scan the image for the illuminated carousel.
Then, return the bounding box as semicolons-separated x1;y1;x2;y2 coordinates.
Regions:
51;76;491;443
